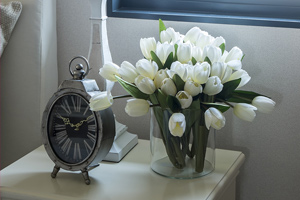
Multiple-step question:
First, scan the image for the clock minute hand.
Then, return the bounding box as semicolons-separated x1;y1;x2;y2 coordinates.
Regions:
70;115;94;131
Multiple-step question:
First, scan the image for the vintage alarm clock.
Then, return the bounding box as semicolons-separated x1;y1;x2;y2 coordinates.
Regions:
41;56;115;185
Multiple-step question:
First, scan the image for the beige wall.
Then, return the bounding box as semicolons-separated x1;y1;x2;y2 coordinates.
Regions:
57;1;300;199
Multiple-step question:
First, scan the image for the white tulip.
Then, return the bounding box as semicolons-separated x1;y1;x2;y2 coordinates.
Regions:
136;59;158;80
184;64;194;80
193;62;211;84
177;43;192;64
184;27;202;44
161;78;177;96
156;42;175;65
135;75;156;94
204;107;226;130
196;34;214;49
252;96;275;113
140;37;156;60
211;36;226;48
154;69;169;88
184;79;202;96
160;27;181;44
168;113;186;137
226;46;243;62
99;62;120;82
203;76;223;96
225;47;243;70
233;103;257;122
125;99;150;117
211;62;232;84
89;91;113;111
202;45;222;64
192;46;204;62
118;61;139;83
229;69;251;88
170;61;188;81
176;91;193;109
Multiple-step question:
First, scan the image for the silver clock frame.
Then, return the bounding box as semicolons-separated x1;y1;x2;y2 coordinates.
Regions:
41;78;115;185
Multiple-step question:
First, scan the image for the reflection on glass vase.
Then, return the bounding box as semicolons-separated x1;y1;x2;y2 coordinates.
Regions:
150;107;215;179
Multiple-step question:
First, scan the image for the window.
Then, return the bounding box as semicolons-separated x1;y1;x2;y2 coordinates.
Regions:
107;0;300;28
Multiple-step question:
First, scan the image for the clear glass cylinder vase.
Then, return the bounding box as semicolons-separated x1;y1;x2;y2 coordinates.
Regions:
150;107;215;179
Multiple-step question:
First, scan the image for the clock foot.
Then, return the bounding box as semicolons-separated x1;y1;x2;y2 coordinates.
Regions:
51;165;60;178
81;169;90;185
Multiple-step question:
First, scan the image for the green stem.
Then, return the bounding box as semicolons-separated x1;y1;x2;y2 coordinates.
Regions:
113;94;132;99
216;98;234;108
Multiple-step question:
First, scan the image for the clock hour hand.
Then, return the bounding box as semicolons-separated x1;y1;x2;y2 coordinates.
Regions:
56;113;71;125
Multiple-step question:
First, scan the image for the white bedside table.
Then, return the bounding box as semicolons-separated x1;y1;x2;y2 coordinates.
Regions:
0;139;245;200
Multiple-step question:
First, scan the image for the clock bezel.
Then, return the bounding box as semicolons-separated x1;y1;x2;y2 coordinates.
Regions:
42;88;104;171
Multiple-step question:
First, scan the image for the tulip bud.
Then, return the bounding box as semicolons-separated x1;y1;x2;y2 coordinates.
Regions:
196;33;214;49
156;42;175;65
233;103;257;122
211;62;232;84
136;59;158;80
125;99;150;117
154;69;169;88
192;46;204;62
204;107;226;130
177;43;192;64
168;113;186;137
229;69;251;88
99;62;120;82
170;61;188;81
203;45;222;64
176;91;193;109
226;46;243;62
140;37;156;60
193;62;211;84
160;27;181;44
135;75;156;95
252;96;275;113
118;61;139;83
203;76;223;96
211;36;226;48
89;91;113;111
184;27;202;44
184;79;202;96
161;78;177;96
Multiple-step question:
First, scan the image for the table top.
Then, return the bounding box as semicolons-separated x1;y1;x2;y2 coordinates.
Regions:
1;139;245;200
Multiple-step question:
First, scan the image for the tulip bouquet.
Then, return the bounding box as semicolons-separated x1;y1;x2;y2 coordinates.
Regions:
90;20;275;173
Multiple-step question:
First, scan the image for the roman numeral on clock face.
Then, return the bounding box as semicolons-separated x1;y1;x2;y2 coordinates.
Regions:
71;96;81;113
61;138;72;156
61;99;72;115
73;143;82;160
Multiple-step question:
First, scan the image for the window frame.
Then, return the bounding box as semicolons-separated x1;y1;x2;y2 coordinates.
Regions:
107;0;300;28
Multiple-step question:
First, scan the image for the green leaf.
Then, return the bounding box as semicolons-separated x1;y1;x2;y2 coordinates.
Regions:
188;99;201;110
157;89;168;109
241;54;245;61
201;102;230;113
227;90;266;104
166;95;181;113
174;44;178;61
159;19;167;40
216;78;241;100
115;75;149;100
192;57;197;65
204;57;212;65
172;74;185;91
151;51;164;70
219;43;225;55
164;52;173;69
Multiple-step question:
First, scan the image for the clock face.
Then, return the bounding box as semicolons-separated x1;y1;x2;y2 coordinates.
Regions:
47;94;98;164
